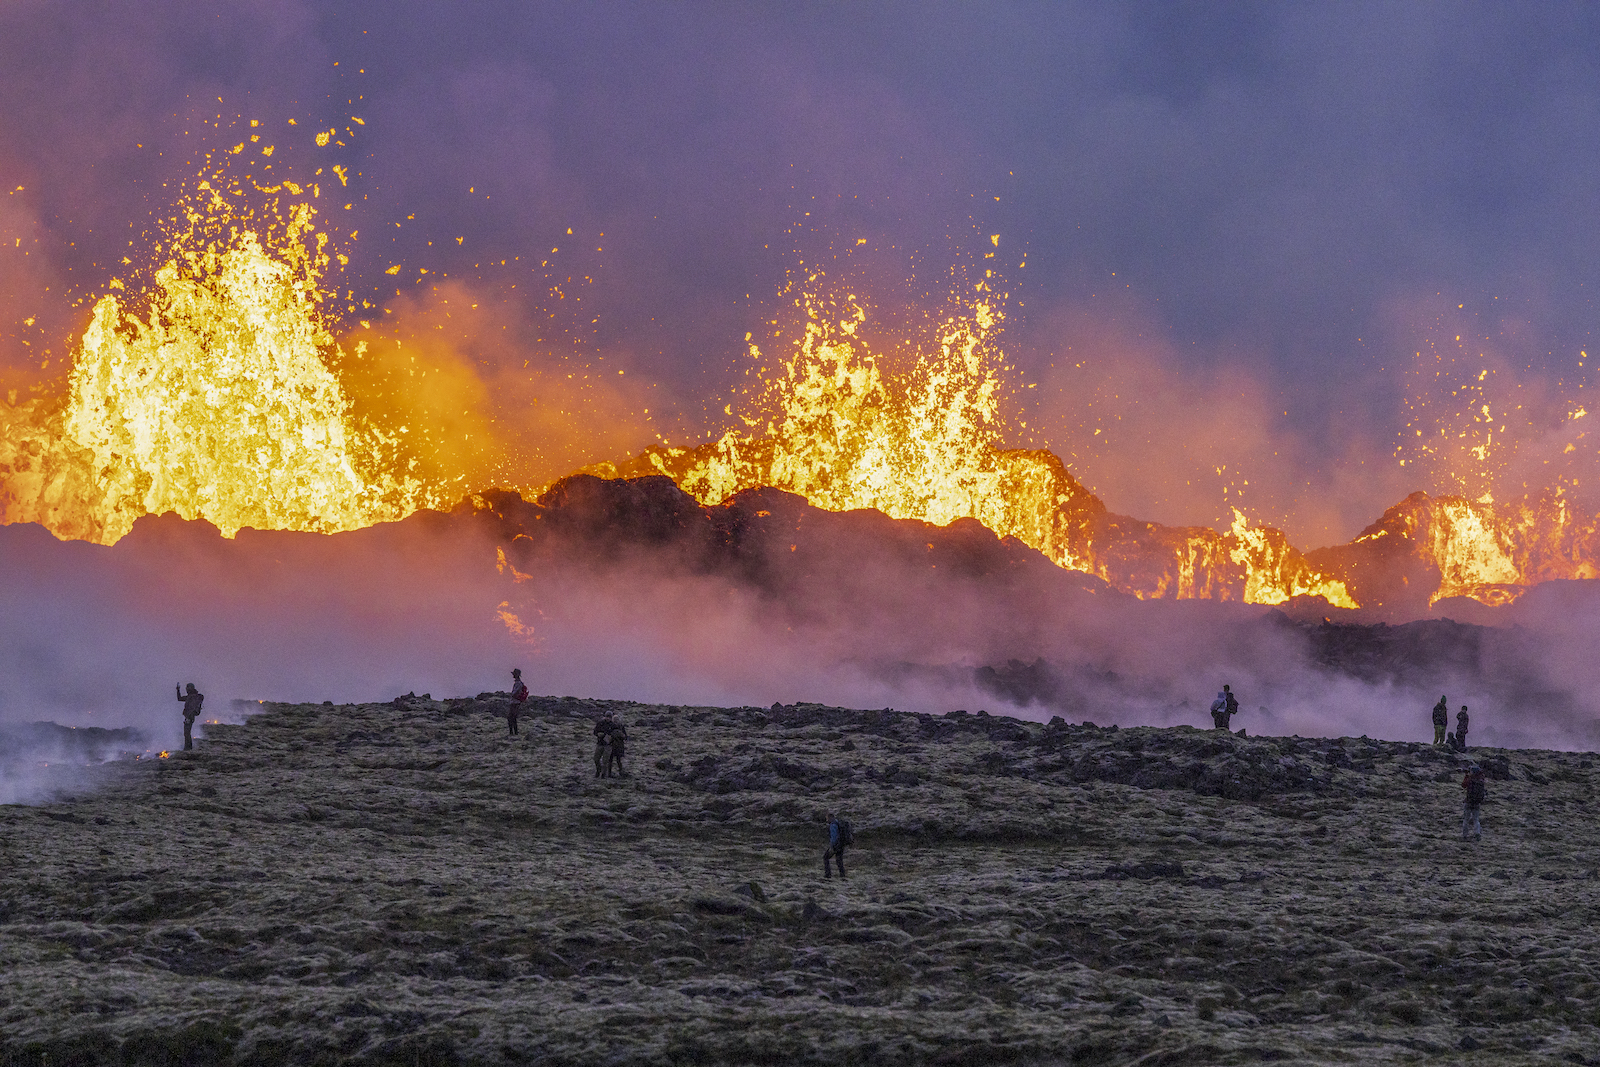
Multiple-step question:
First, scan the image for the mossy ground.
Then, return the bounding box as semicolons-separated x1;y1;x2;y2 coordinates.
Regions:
2;695;1598;1064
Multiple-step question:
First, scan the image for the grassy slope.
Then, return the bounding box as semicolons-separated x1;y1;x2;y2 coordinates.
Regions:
2;695;1598;1065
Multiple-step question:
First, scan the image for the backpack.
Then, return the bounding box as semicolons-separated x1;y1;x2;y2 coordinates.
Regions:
1465;774;1487;805
1224;692;1239;715
512;680;528;702
837;819;854;847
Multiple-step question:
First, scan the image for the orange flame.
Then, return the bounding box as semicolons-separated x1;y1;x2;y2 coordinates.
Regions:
592;268;1356;607
1;156;442;543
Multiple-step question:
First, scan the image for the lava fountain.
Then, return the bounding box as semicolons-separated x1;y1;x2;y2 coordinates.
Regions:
0;160;438;544
591;266;1356;608
8;167;1600;616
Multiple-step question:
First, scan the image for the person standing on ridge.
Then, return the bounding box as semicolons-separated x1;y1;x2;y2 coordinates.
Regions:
1210;685;1240;730
176;682;204;751
606;716;627;778
1461;763;1487;841
1432;696;1449;746
1457;706;1470;751
508;668;528;736
593;711;617;778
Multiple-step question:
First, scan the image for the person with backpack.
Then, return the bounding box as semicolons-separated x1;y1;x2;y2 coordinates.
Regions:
1432;696;1449;745
1461;764;1487;840
593;711;617;778
507;668;528;736
176;682;204;751
1456;706;1470;751
1210;685;1240;730
824;812;853;879
606;717;627;778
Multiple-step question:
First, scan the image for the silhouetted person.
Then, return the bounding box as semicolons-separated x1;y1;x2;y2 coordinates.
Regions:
594;712;617;778
176;683;204;751
606;719;627;777
1462;764;1487;840
824;812;852;879
1210;685;1239;730
1456;706;1470;751
507;668;528;736
1432;696;1449;746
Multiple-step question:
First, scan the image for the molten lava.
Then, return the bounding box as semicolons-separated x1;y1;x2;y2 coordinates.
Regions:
0;165;437;544
590;271;1357;607
5;167;1600;617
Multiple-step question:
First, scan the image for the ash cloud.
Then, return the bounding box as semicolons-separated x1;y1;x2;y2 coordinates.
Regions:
337;281;681;496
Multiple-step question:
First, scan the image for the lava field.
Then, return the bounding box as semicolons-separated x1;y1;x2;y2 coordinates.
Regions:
2;695;1598;1065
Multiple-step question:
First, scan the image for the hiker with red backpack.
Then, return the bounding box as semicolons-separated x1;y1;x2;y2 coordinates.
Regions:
507;668;528;736
1462;764;1487;841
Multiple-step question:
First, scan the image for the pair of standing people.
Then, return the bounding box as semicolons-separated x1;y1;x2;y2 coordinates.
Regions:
594;711;627;778
505;669;628;778
1432;696;1470;749
1209;685;1240;730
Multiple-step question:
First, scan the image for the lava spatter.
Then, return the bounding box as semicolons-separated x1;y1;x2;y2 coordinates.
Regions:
4;145;437;544
594;269;1355;608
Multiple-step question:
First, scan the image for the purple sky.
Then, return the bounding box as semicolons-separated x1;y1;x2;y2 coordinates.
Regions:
6;2;1600;543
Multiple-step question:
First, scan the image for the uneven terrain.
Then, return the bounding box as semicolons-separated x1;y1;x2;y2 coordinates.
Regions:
3;695;1600;1065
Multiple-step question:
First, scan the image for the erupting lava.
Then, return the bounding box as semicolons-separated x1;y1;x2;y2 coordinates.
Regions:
5;164;1600;616
0;154;437;544
591;268;1357;607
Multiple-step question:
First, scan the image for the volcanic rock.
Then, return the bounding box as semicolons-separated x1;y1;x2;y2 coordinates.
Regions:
1;696;1597;1064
